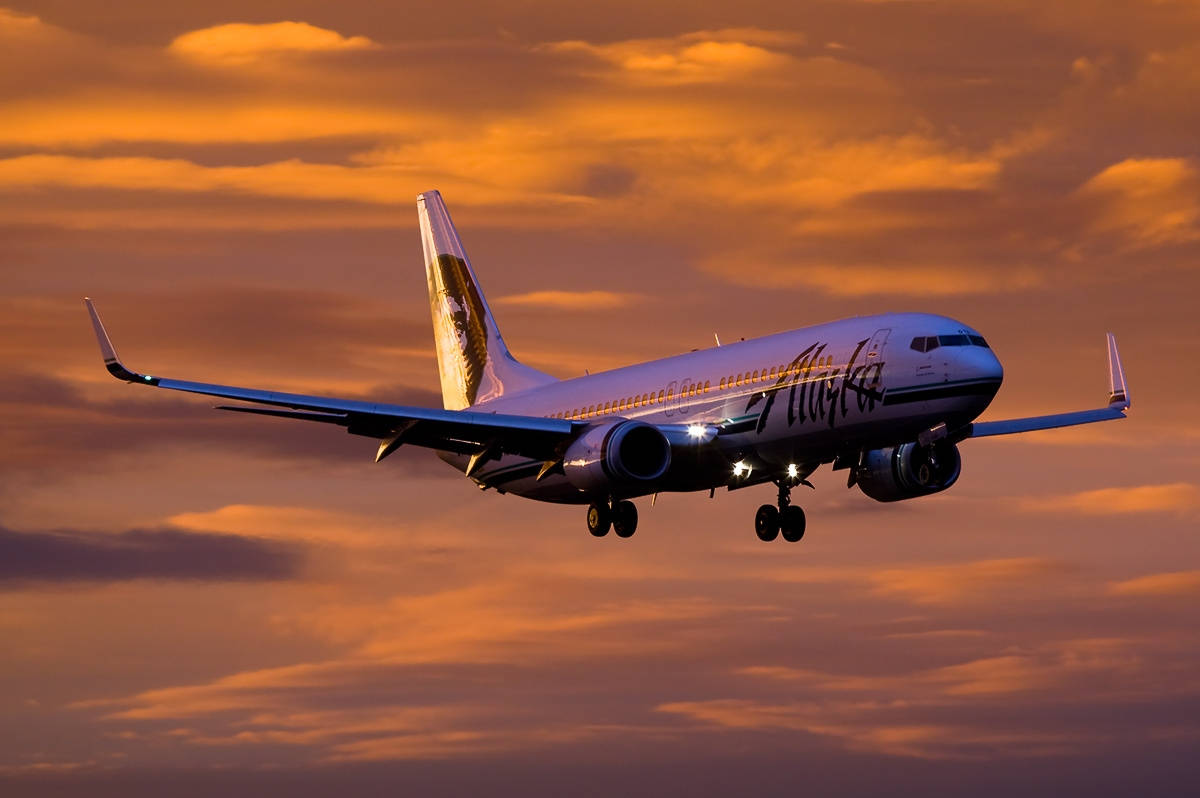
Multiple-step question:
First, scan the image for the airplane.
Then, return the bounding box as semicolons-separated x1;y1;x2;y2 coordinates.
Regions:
84;190;1131;542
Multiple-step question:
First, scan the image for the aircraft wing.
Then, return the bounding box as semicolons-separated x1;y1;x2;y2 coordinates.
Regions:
963;333;1130;439
85;299;578;464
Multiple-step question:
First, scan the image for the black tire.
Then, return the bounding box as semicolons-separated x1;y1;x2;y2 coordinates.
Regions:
587;502;611;537
780;505;806;542
613;501;638;538
754;504;779;542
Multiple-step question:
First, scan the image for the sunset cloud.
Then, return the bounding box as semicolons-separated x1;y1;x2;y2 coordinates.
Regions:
169;21;377;64
1108;570;1200;597
545;29;803;84
494;290;643;310
1079;158;1200;248
1020;483;1200;515
0;523;301;585
866;557;1069;605
4;0;1200;790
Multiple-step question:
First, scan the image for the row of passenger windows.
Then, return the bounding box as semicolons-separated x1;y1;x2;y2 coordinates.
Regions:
543;356;840;420
910;334;989;353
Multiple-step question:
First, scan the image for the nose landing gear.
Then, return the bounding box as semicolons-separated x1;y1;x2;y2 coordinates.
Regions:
587;499;638;538
755;480;806;543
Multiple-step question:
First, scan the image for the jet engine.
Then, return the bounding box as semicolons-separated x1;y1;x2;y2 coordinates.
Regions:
855;441;962;502
563;420;672;494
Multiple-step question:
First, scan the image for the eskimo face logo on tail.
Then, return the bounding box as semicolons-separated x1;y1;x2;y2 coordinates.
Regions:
430;253;489;406
747;338;885;433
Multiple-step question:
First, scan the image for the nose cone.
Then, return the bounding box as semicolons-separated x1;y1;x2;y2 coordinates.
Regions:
964;346;1004;383
956;346;1004;416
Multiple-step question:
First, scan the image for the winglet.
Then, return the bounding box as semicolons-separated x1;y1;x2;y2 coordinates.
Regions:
84;298;157;384
1106;332;1129;410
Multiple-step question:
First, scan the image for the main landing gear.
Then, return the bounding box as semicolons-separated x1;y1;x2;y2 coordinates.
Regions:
755;480;806;543
587;498;638;538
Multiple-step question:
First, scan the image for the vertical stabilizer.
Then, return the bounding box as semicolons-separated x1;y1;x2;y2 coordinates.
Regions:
417;191;555;409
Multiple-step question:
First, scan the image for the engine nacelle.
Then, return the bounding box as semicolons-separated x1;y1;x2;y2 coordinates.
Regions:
856;441;962;503
563;420;672;494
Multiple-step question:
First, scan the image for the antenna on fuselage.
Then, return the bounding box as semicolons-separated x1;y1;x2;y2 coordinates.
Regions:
714;333;722;347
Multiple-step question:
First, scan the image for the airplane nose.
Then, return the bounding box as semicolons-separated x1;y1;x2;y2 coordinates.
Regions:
957;345;1004;392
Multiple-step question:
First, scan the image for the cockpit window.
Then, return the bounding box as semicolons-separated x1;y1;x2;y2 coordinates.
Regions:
938;334;970;347
910;336;926;352
969;335;989;348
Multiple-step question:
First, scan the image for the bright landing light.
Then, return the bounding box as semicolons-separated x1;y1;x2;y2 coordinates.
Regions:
686;424;706;439
733;460;749;477
787;463;798;479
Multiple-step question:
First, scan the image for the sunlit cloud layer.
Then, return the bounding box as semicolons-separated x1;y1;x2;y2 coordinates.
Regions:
169;21;378;65
2;0;1199;793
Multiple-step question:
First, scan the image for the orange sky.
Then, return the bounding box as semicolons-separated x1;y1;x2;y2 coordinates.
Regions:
2;1;1198;794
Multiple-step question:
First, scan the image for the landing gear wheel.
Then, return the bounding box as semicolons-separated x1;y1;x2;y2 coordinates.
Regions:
587;502;611;537
755;504;780;541
780;505;806;542
613;501;638;538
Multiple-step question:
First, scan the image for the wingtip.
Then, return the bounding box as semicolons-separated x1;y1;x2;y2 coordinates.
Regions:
1106;332;1130;410
84;298;153;383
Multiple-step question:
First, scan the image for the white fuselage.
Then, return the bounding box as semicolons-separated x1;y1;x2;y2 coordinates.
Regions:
440;312;1004;503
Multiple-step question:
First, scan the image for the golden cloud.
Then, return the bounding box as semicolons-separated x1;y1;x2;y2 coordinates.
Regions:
1079;158;1200;248
866;557;1069;605
168;21;377;64
544;28;803;85
656;699;1087;760
1021;482;1200;514
1108;569;1200;597
699;259;1042;296
0;100;430;146
493;290;643;310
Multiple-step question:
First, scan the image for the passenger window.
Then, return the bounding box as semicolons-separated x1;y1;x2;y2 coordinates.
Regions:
719;378;726;389
751;370;759;381
704;380;710;392
657;390;664;402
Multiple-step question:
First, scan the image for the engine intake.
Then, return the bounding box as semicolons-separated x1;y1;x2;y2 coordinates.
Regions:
856;441;962;503
563;421;672;493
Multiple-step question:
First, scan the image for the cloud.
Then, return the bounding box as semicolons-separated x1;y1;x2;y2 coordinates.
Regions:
700;258;1042;296
1109;570;1200;597
169;22;377;65
866;557;1069;605
1078;158;1200;249
544;29;804;85
663;639;1149;759
1020;483;1200;514
0;154;414;204
493;290;643;310
0;524;301;585
656;699;1088;760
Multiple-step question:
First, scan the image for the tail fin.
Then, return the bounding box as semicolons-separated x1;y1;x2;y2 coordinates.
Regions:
417;190;555;409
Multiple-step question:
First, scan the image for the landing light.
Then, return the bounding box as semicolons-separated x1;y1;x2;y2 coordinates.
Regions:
733;460;750;478
787;463;798;479
686;424;706;439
